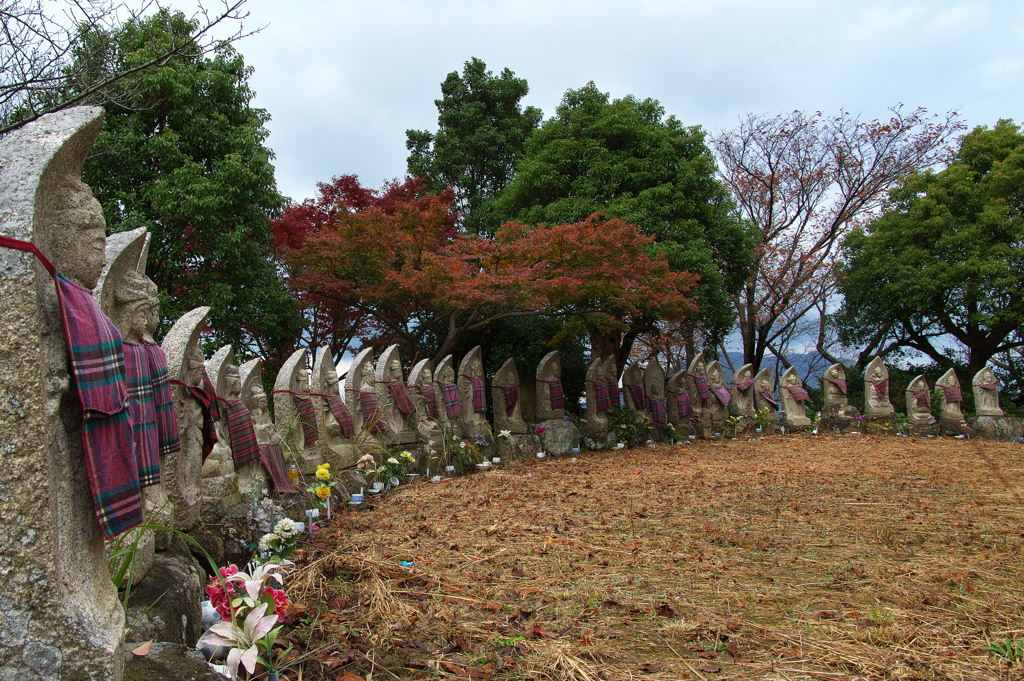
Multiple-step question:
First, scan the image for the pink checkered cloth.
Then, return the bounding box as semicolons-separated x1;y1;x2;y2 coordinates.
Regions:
606;379;620;407
347;389;386;433
759;391;778;407
784;385;811;402
417;385;440;419
500;385;519;416
326;394;356;437
735;377;756;391
436;381;461;418
225;399;260;467
386;380;416;416
142;341;180;456
625;383;646;410
824;377;847;394
588;380;611;411
259;443;299;494
649;396;667;425
668;390;692;417
461;375;487;413
870;378;889;399
940;385;963;403
122;341;160;487
692;374;712;400
710;386;732;406
542;379;564;410
910;388;932;408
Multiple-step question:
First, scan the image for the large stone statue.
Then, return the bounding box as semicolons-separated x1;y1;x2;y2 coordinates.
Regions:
603;355;620;409
645;358;667;440
779;366;812;427
752;367;779;421
730;363;756;418
585;356;610;432
536;350;565;421
666;368;694;427
239;358;294;494
0;107;127;679
686;352;711;424
163;306;213;536
375;344;417;444
409;358;442;441
458;346;491;438
198;344;243;521
434;354;462;437
312;345;357;468
905;375;932;426
705;360;731;428
822;364;849;410
973;366;1003;417
492;358;527;434
935;369;964;422
622;362;647;419
345;347;384;439
274;348;321;474
863;356;894;417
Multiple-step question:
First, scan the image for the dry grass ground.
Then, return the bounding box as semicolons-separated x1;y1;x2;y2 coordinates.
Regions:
281;434;1024;681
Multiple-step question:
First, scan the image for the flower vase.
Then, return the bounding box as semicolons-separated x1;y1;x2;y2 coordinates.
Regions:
268;672;280;681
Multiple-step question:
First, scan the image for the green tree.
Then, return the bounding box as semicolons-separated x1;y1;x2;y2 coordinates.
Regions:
75;9;299;358
493;82;753;367
406;57;542;236
835;120;1024;381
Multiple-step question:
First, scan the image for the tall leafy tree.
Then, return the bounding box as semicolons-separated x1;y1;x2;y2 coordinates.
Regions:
406;57;542;236
75;9;300;358
835;120;1024;381
494;82;753;368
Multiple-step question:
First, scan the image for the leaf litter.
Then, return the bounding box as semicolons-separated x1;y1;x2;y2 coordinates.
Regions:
282;434;1024;680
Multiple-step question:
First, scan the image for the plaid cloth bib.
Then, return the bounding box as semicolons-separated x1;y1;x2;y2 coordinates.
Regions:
711;386;732;406
173;370;220;463
462;376;487;413
784;385;811;402
349;389;386;433
870;378;889;400
693;374;712;400
978;381;999;391
606;379;620;407
735;377;756;391
910;389;931;408
670;390;693;417
122;342;160;487
293;393;319;444
387;380;416;416
649;396;667;425
437;382;461;418
940;385;963;403
543;379;564;410
759;391;778;407
417;385;440;419
625;383;646;410
825;377;848;394
143;341;180;456
259;443;299;494
326;394;356;437
225;399;260;467
54;274;142;539
589;380;611;411
500;385;519;416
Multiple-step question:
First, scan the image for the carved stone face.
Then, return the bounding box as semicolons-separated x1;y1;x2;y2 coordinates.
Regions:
828;366;842;379
979;368;994;384
649;381;662;397
254;388;268;416
360;361;374;390
757;374;771;391
295;366;309;392
708;365;722;383
869;365;885;380
421;367;433;384
226;365;241;399
326;365;339;388
693;360;705;375
438;364;453;383
471;357;482;375
389;357;401;380
185;343;204;385
47;176;107;288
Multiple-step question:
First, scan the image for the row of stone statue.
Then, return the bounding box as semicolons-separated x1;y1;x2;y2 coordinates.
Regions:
589;353;1004;430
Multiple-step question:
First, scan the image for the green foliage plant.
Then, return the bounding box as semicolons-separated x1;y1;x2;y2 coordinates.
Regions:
606;405;647;447
985;637;1024;664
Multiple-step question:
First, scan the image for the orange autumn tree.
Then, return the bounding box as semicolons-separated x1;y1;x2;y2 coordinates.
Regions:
272;175;699;363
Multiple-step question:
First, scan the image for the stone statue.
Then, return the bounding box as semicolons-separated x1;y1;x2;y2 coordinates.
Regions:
374;344;417;444
274;348;322;474
163;306;213;536
585;356;610;432
536;350;565;420
779;366;812;427
622;362;647;418
822;363;848;410
863;356;894;416
458;345;491;438
644;357;667;430
705;360;731;427
603;355;620;409
666;368;694;426
492;358;527;434
973;366;1003;417
433;354;461;437
239;358;294;494
200;345;243;518
408;358;443;442
312;345;357;468
752;367;779;421
0;107;126;679
686;352;711;423
345;347;384;439
935;368;965;422
905;375;932;426
730;363;756;418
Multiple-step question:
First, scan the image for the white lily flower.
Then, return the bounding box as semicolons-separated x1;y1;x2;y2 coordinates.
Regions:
199;601;278;679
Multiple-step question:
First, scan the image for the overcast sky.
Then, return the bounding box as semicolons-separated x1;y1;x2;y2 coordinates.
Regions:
192;0;1024;203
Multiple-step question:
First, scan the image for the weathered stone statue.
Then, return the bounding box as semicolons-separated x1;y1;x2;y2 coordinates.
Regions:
585;356;610;432
536;350;565;420
492;357;527;434
239;358;295;494
973;366;1003;417
779;366;812;427
644;357;667;427
375;344;417;444
312;345;357;468
730;363;757;417
433;354;461;437
686;352;711;423
863;356;894;417
822;364;849;410
905;375;932;426
935;369;965;422
199;344;243;520
458;346;491;438
603;355;620;409
666;368;694;426
163;306;214;536
409;358;442;442
274;348;321;474
0;107;127;679
345;347;384;438
622;362;647;418
705;360;731;428
752;367;779;421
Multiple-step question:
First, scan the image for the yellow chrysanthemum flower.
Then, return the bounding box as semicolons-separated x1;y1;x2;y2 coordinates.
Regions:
315;468;330;481
315;485;331;499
